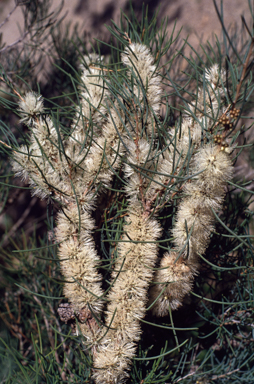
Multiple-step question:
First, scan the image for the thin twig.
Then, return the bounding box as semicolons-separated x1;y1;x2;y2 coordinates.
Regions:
233;37;254;108
0;3;18;30
211;368;240;380
172;372;196;383
0;30;30;54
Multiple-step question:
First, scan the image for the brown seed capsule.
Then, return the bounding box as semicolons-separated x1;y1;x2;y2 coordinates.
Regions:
214;134;222;144
230;107;240;119
58;303;75;323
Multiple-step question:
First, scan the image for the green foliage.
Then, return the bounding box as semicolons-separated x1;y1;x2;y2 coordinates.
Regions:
0;1;254;383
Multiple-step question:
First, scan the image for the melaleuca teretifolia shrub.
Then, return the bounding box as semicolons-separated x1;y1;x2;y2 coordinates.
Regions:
2;4;254;384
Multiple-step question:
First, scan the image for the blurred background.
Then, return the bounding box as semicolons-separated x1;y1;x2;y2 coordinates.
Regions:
0;0;251;52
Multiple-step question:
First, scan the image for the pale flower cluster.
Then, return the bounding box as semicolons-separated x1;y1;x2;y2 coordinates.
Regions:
12;39;234;384
18;92;44;125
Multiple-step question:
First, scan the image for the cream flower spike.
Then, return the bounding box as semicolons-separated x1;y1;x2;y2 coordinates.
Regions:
149;144;233;316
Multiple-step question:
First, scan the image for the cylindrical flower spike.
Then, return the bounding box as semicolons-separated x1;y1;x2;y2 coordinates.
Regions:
150;144;233;316
70;54;108;143
122;42;162;136
185;64;226;130
55;204;104;317
92;41;164;383
82;104;126;188
93;206;161;384
172;198;215;257
13;95;67;199
79;55;109;124
149;251;198;315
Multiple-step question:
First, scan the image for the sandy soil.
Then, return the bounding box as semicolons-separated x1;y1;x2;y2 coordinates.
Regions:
0;0;251;53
